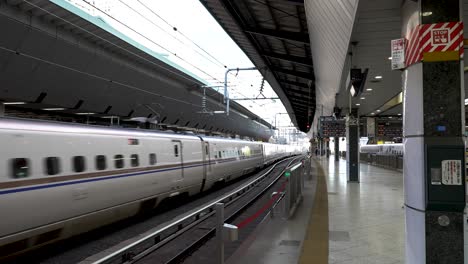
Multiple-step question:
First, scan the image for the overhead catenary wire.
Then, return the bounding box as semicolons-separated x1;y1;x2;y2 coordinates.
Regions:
136;0;228;69
20;0;205;87
130;0;271;105
0;45;201;108
21;0;276;113
117;0;227;70
81;0;224;84
89;0;264;106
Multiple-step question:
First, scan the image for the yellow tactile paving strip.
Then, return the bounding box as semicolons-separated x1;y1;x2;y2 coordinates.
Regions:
299;159;328;264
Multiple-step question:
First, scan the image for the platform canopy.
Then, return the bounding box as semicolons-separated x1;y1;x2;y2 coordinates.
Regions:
200;0;315;132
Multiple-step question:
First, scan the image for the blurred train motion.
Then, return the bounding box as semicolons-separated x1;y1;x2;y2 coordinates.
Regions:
0;118;306;257
360;143;403;155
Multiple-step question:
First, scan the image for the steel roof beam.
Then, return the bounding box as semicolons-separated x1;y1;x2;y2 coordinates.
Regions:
271;66;314;80
262;51;312;67
286;89;310;96
244;27;310;44
274;0;304;5
280;79;311;89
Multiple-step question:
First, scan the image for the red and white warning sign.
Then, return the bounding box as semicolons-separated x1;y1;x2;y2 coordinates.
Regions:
432;28;449;45
405;21;463;67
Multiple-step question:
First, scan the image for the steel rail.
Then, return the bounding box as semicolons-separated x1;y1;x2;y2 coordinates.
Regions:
161;156;304;264
90;156;298;264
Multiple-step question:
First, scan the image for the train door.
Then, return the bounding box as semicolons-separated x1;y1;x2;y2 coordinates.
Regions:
200;141;211;192
172;140;184;183
205;142;212;173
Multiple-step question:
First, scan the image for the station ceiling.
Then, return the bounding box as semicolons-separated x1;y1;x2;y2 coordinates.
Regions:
0;0;274;140
200;0;315;132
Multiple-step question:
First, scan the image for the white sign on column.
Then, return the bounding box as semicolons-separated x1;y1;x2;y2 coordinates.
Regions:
391;38;405;70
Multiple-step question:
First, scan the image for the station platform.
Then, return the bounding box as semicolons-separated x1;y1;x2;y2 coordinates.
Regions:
228;156;405;264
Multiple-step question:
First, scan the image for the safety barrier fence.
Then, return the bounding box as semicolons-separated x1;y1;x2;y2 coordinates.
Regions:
338;151;403;171
214;157;308;263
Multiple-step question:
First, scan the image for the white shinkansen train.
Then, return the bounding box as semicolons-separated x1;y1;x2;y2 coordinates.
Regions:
360;143;404;155
0;118;304;257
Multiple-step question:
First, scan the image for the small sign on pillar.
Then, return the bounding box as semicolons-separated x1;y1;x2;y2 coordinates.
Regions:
391;38;405;70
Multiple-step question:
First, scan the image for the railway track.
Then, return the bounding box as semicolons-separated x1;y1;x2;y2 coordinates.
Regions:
87;156;304;264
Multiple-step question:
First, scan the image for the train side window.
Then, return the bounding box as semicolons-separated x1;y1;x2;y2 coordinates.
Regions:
73;156;86;173
114;155;124;169
149;153;157;165
11;158;30;178
96;155;107;171
174;145;179;157
218;151;222;158
45;157;60;175
130;154;139;167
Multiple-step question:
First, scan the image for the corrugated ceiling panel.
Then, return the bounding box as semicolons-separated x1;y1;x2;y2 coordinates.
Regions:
304;0;358;117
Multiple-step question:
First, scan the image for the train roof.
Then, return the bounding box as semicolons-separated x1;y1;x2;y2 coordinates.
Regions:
0;117;201;140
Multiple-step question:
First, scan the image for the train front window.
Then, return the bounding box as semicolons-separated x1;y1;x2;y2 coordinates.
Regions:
45;157;60;175
130;154;139;167
11;158;29;178
73;156;86;173
96;155;107;171
114;155;124;169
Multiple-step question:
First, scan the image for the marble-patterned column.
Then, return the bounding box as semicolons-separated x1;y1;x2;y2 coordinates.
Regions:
334;137;339;161
402;0;465;262
346;110;359;182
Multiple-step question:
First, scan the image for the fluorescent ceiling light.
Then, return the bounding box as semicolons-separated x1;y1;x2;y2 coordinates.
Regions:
376;110;381;112
375;76;383;79
389;116;393;119
366;88;373;91
76;112;95;115
422;11;432;16
398;113;402;116
465;98;468;105
360;97;365;100
3;102;26;105
388;57;392;60
43;108;66;111
102;116;118;119
371;113;375;115
355;103;360;106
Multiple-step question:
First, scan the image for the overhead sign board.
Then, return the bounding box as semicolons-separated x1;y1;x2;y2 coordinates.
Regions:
391;38;405;70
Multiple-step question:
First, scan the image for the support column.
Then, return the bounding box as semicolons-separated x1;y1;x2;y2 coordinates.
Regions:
318;138;323;156
0;103;4;117
326;138;330;158
346;110;359;182
366;117;376;143
334;137;339;161
402;0;465;262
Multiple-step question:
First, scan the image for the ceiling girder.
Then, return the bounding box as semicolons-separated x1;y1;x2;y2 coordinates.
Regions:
280;79;310;89
244;27;310;44
262;51;312;67
271;66;314;80
273;0;304;5
284;86;311;95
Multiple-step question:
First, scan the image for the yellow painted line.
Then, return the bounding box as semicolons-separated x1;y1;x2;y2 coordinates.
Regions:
423;51;459;62
298;159;328;264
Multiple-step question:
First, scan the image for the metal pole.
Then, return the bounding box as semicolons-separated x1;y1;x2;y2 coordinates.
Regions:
216;203;224;264
224;67;256;116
